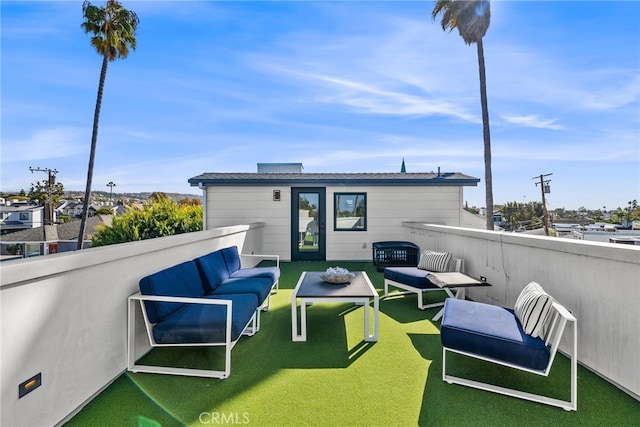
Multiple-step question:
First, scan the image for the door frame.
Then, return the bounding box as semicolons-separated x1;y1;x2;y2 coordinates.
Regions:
291;187;326;261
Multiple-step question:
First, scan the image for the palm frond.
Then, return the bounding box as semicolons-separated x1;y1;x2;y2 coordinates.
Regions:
81;0;139;60
431;0;490;44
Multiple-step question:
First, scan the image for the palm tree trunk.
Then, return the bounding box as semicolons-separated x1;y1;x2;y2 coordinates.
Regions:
477;38;494;230
77;54;109;250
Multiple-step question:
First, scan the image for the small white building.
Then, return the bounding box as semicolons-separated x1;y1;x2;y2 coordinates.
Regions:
0;205;44;233
189;165;480;261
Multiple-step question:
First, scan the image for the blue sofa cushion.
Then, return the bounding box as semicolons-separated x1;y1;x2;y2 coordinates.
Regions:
440;298;551;371
221;246;241;275
210;277;273;305
152;293;259;344
384;266;439;290
194;250;231;292
139;260;205;323
230;266;280;284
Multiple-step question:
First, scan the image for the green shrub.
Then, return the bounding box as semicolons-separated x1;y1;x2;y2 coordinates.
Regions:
91;198;202;247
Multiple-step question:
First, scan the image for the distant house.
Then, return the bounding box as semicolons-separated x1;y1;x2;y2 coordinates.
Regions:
0;204;44;234
493;211;505;226
56;201;99;218
189;164;480;262
0;216;111;258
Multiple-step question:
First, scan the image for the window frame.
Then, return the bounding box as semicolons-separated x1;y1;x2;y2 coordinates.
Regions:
333;192;367;232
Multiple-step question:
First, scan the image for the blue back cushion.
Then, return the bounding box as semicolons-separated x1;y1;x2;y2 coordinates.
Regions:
221;246;241;274
139;260;205;323
194;250;231;292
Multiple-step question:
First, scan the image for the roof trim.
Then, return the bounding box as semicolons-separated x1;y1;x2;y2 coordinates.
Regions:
188;172;480;187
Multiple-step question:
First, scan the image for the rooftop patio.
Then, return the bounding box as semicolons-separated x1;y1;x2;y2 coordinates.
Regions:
1;223;639;426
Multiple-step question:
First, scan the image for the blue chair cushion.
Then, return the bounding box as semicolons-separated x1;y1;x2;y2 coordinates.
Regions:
152;293;259;344
230;266;280;284
384;266;439;290
221;246;241;275
440;298;551;371
194;250;231;292
210;277;273;305
139;260;205;323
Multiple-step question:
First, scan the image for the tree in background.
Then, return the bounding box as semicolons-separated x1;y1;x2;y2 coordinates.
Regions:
626;200;639;223
432;0;494;230
495;201;544;231
77;0;139;250
28;179;65;224
91;197;203;247
95;206;114;215
28;180;65;208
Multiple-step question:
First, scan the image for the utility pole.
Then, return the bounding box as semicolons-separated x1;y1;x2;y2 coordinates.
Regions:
29;167;59;225
533;173;552;236
107;181;116;204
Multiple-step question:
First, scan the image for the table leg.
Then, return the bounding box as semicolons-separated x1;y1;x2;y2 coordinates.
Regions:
364;296;379;342
291;295;307;342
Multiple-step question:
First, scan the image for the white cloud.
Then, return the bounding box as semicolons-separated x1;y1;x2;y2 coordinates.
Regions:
1;128;86;163
501;115;565;130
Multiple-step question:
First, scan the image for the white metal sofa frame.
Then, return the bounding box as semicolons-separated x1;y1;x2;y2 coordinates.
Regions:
243;253;281;314
127;293;260;379
383;258;463;314
442;301;578;411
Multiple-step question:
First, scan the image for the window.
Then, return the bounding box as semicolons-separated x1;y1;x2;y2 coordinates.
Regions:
334;193;366;231
19;212;30;221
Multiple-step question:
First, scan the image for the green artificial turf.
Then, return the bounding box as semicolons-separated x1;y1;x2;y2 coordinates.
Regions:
66;262;640;426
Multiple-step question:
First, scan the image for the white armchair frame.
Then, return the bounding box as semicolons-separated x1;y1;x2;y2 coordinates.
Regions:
127;293;259;379
442;301;578;411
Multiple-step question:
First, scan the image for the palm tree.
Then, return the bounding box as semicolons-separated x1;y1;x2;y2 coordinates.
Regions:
432;0;494;230
77;0;139;250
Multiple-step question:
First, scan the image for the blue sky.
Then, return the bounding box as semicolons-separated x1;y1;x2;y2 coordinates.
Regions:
2;1;639;211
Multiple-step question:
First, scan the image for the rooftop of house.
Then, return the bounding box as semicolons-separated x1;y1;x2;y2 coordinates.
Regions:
65;259;640;426
189;171;480;187
0;215;110;242
0;204;43;212
2;222;638;426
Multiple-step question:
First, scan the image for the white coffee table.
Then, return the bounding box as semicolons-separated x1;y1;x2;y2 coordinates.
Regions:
291;271;379;342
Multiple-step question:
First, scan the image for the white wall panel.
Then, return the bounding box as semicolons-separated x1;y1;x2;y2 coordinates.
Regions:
205;185;464;261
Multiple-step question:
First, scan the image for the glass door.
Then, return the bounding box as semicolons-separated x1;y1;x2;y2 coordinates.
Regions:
291;188;325;261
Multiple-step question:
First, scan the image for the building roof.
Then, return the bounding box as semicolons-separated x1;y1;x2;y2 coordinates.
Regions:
188;172;480;187
0;216;110;242
0;205;43;213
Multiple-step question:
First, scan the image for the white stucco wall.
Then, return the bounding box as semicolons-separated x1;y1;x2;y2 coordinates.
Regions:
204;185;464;261
0;225;266;427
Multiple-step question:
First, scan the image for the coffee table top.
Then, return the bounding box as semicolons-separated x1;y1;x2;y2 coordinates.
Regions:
294;271;377;298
